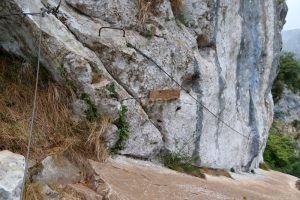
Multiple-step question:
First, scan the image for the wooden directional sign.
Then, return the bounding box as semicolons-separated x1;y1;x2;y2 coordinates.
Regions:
149;89;180;101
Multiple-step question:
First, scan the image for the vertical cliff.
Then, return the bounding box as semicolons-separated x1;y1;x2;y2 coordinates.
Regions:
0;0;287;171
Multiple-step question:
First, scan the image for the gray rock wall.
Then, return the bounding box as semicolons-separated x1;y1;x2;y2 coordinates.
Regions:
274;88;300;123
0;0;287;171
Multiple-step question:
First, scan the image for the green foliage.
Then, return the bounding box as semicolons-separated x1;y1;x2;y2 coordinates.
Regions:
159;150;205;178
106;83;118;99
271;79;284;102
178;13;188;26
287;160;300;178
58;66;68;80
264;130;295;168
272;53;300;101
264;122;300;178
80;93;99;122
292;120;300;128
111;105;129;154
141;30;153;39
259;162;270;171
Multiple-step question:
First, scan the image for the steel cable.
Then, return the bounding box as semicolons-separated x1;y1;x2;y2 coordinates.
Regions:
126;42;248;139
19;12;43;200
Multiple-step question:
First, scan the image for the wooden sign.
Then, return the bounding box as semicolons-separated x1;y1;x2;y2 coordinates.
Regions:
148;89;180;101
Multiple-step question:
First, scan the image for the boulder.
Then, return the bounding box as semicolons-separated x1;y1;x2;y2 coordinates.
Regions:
0;150;25;200
35;155;80;185
274;88;300;123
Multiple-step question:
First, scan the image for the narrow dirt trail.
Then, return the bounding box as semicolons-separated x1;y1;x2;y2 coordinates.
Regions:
88;156;300;200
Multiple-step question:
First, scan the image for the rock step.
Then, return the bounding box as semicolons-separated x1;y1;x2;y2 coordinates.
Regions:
66;183;104;200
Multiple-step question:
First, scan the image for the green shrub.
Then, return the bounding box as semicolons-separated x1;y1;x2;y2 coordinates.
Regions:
292;120;300;128
272;53;300;101
141;30;153;39
178;13;188;26
106;83;118;99
264;122;300;178
287;161;300;178
80;93;99;122
110;105;129;154
259;162;270;171
264;131;295;168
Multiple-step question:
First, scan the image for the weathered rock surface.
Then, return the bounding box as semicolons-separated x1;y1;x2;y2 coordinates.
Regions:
0;150;25;200
0;0;287;171
69;156;300;200
274;88;300;123
35;155;81;185
65;184;104;200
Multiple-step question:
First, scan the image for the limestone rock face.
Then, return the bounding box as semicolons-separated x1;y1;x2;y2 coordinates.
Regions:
0;150;25;200
274;88;300;123
0;0;287;171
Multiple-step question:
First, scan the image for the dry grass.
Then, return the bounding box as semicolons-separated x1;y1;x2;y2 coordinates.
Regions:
25;183;46;200
170;0;183;15
200;167;233;179
0;52;109;163
61;192;83;200
25;182;83;200
0;52;110;199
87;117;111;161
137;0;163;24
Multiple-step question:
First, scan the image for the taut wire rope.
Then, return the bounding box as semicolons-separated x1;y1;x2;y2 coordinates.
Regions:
20;10;44;200
126;42;249;139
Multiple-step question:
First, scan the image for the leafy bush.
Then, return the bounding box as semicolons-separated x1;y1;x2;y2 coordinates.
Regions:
287;160;300;178
106;83;118;99
264;131;295;168
140;29;153;39
292;120;300;128
264;122;300;178
110;105;129;154
272;53;300;101
80;93;99;122
259;162;270;171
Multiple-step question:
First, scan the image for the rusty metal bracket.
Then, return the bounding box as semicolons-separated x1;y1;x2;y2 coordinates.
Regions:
99;27;126;37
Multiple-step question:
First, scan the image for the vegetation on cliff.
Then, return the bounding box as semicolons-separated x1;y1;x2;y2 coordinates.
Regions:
264;121;300;178
266;52;300;178
0;52;108;162
272;53;300;102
